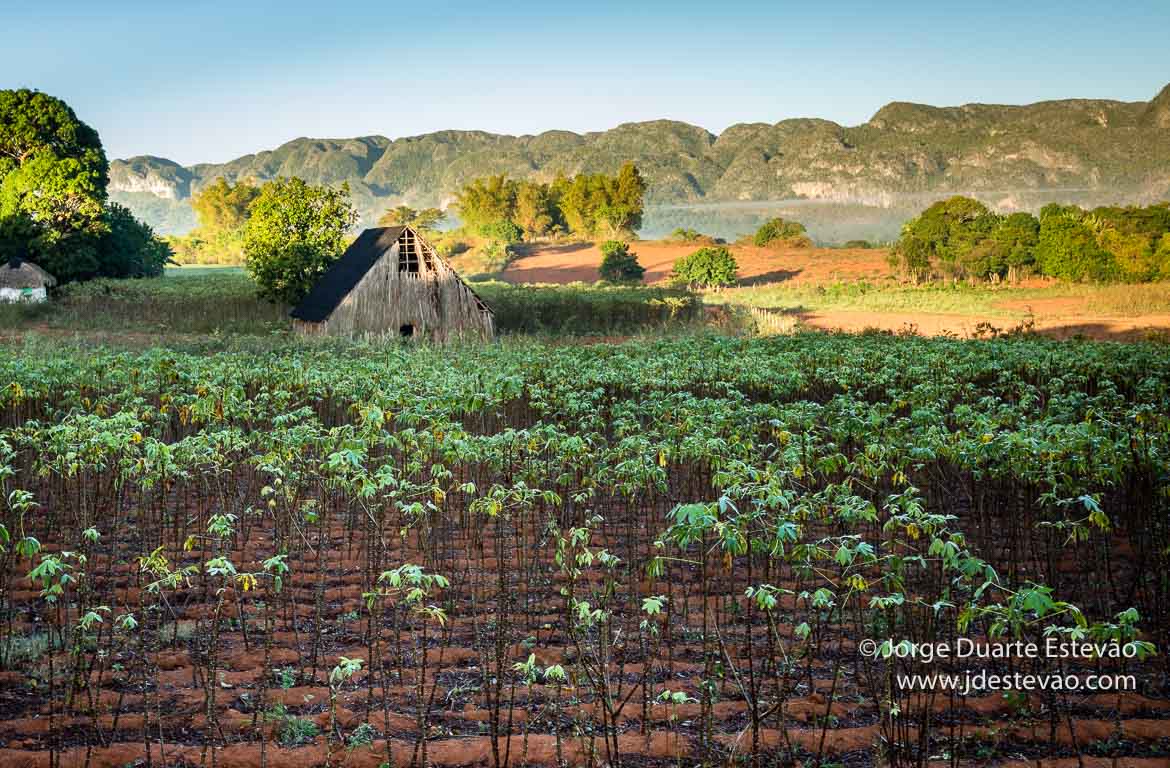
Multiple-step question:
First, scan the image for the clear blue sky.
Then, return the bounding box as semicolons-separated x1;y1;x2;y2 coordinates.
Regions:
4;0;1168;165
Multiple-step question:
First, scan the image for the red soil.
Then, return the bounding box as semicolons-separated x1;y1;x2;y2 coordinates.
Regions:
773;308;1170;341
0;506;1164;768
501;241;888;286
501;241;1170;341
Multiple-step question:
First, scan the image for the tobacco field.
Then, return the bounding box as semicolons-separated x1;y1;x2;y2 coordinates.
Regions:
0;334;1167;768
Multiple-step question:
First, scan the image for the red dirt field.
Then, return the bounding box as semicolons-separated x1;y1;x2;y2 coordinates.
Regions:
751;307;1170;342
0;504;1166;768
500;242;1170;341
500;242;889;286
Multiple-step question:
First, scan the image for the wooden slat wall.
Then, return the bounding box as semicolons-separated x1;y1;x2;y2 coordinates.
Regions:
312;235;494;341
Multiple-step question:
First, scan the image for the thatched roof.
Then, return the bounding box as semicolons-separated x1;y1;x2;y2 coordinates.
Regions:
290;227;406;323
0;258;56;290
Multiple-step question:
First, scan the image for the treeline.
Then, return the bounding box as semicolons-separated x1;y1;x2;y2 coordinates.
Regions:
0;90;170;282
891;196;1170;283
455;162;646;241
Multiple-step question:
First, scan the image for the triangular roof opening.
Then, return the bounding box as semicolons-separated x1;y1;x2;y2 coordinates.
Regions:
290;226;494;340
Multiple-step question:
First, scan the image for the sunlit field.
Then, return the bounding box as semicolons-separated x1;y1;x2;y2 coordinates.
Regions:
0;332;1167;767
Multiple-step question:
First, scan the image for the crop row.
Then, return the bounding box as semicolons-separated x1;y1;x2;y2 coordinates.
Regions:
0;333;1166;767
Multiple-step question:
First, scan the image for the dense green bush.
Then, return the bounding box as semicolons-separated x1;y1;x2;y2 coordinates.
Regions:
1035;206;1116;282
478;219;523;244
753;217;808;247
673;246;738;289
1030;202;1170;283
598;240;645;284
669;227;703;242
93;203;171;278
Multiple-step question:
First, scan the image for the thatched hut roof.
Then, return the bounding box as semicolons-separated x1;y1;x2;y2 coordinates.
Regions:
291;227;406;323
0;258;56;289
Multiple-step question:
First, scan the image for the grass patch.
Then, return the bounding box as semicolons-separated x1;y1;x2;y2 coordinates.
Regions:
0;269;288;336
473;281;703;335
4;265;1165;344
718;280;1170;318
0;270;703;341
263;703;319;747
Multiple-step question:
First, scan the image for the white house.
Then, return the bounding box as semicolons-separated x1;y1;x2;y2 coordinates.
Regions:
0;257;56;303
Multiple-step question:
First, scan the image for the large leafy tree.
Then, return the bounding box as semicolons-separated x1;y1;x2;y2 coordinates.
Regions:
513;181;558;239
0;90;108;272
244;178;358;304
610;161;646;234
891;196;1002;280
0;88;169;281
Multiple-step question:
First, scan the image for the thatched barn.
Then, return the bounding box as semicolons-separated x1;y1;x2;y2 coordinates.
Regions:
0;257;55;303
290;226;494;340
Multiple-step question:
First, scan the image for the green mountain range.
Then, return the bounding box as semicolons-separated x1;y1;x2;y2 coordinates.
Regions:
111;83;1170;235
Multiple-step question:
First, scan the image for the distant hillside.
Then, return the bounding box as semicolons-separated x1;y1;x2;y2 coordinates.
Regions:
111;83;1170;235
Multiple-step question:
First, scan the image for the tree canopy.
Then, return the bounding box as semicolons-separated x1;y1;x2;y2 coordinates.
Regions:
244;178;358;305
558;162;646;238
890;196;1170;283
191;177;260;232
0;88;169;282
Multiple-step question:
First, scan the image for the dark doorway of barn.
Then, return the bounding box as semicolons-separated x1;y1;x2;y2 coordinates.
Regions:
399;324;415;338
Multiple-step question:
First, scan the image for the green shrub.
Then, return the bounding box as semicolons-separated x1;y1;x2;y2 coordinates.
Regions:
480;241;515;273
669;227;703;242
274;667;296;689
673;246;738;290
348;722;378;748
598;241;645;284
478;220;523;244
264;703;319;747
753;217;807;247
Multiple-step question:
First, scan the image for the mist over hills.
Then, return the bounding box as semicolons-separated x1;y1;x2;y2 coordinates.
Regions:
111;83;1170;238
